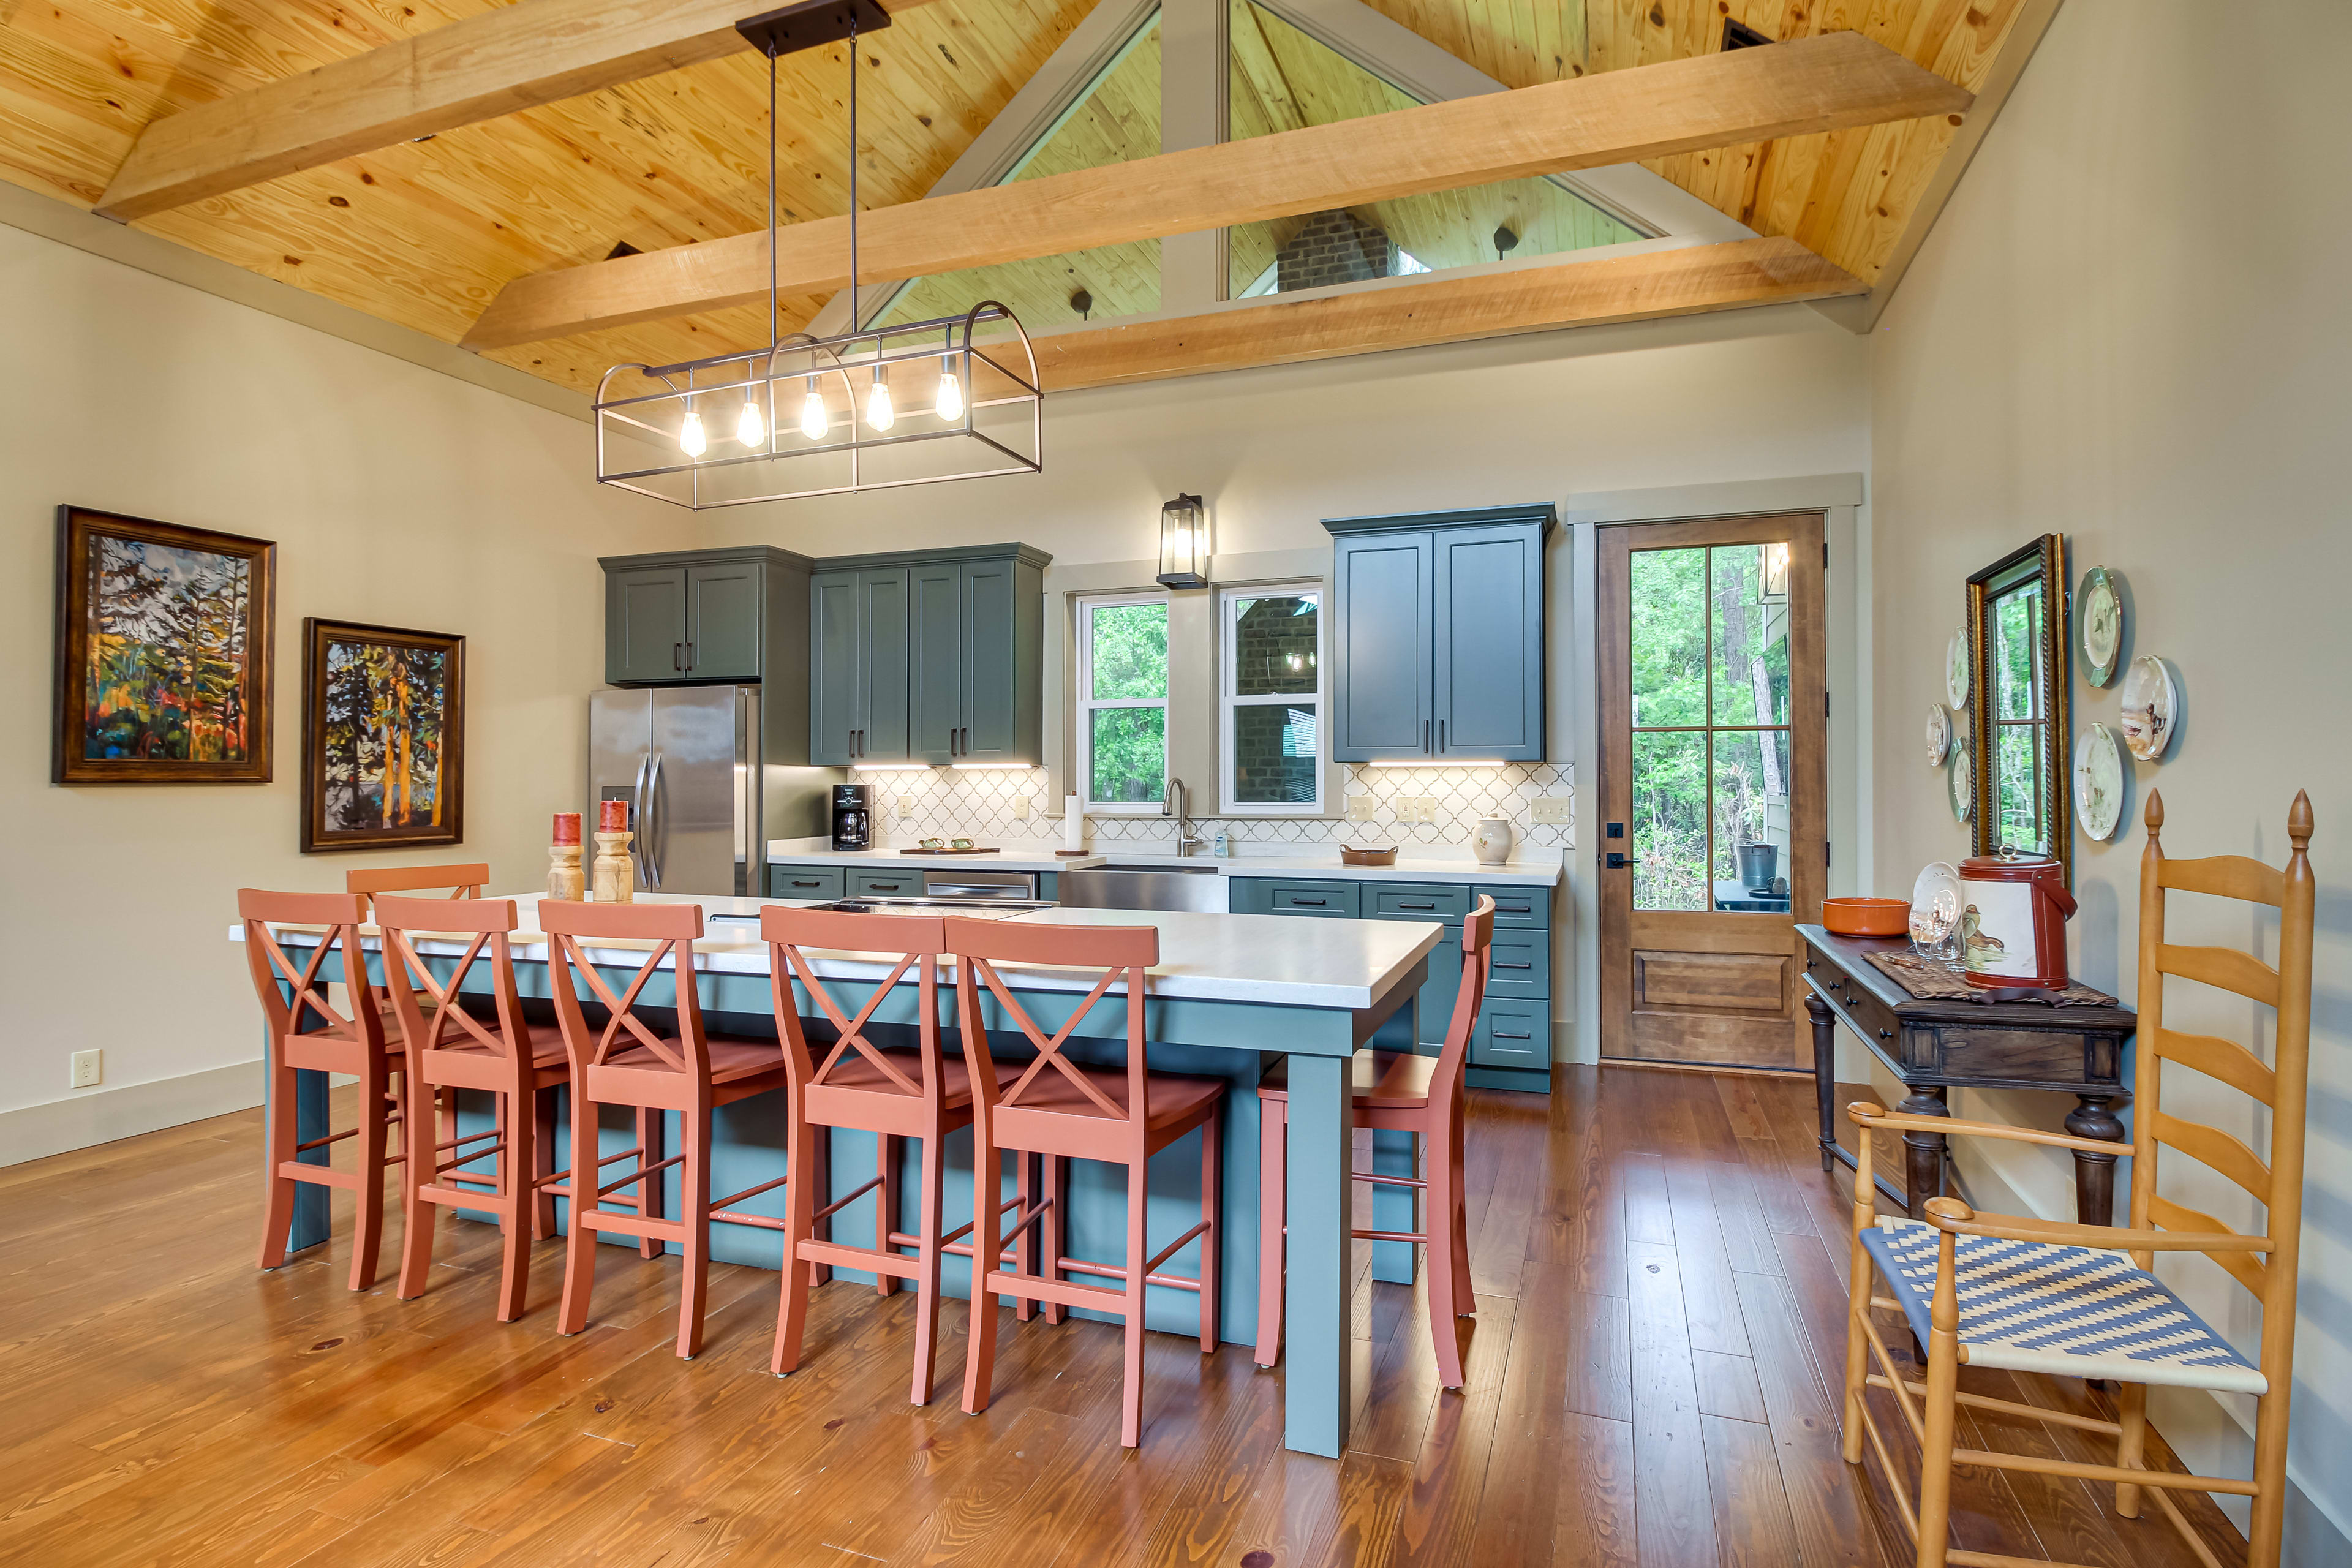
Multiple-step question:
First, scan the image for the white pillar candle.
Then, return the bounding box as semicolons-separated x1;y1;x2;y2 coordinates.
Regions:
1064;793;1085;853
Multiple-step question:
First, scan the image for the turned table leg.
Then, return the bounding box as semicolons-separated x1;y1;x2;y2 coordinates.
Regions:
1806;989;1839;1171
2065;1092;2129;1227
1899;1085;1950;1219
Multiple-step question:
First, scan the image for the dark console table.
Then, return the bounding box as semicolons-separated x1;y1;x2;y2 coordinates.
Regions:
1798;925;2136;1224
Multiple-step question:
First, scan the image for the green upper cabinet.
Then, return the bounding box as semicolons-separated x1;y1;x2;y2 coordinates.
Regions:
600;545;815;763
606;565;690;683
1324;505;1553;764
684;560;763;680
811;544;1049;769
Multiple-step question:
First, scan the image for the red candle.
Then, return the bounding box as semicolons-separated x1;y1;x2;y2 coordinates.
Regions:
552;811;581;846
598;799;630;833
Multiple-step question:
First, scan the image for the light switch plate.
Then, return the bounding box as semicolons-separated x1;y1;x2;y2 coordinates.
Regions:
1531;795;1572;825
1012;796;1031;820
1346;795;1378;822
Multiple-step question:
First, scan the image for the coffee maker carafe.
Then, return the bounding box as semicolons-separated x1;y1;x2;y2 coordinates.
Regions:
831;784;872;851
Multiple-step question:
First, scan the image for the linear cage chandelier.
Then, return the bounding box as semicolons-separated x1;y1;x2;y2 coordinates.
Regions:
593;0;1042;508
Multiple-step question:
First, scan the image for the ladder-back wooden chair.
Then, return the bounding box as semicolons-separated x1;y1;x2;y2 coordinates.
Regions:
1256;895;1496;1388
238;889;404;1292
1842;789;2314;1568
345;862;490;917
948;915;1226;1449
542;899;792;1359
763;907;1030;1404
376;895;570;1322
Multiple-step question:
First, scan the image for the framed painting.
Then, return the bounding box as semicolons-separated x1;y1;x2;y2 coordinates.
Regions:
53;505;276;785
300;619;467;853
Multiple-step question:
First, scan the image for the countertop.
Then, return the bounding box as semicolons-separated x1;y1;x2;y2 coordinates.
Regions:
235;891;1441;1012
766;842;1564;888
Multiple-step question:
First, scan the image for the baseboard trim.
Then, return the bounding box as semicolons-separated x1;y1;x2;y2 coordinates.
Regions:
0;1060;261;1168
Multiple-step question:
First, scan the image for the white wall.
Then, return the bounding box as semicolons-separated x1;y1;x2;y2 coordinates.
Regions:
0;220;680;1157
1868;1;2352;1555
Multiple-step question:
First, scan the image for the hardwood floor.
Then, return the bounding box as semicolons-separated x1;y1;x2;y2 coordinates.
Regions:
0;1068;2251;1566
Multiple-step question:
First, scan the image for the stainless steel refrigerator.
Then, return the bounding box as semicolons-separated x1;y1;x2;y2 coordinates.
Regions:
589;685;762;896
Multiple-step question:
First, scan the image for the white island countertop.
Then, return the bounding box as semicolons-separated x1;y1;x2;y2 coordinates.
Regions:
767;842;1564;888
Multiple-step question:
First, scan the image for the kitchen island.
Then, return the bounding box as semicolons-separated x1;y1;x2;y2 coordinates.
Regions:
238;892;1439;1457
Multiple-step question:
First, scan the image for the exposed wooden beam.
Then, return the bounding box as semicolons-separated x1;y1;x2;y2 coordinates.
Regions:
95;0;945;224
466;31;1966;349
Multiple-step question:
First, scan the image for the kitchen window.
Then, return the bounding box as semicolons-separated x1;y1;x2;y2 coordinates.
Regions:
1221;584;1322;815
1076;593;1169;809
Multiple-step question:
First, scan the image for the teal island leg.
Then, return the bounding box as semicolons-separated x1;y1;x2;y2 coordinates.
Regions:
1283;1050;1354;1458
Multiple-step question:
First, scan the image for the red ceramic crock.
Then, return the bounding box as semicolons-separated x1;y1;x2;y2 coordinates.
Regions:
1956;850;2077;989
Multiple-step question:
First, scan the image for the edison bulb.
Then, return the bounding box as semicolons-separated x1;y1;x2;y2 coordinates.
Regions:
677;407;707;457
735;395;765;447
799;385;828;440
933;367;964;421
865;372;895;432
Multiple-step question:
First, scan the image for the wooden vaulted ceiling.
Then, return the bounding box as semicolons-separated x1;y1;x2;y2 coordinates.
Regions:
0;0;2033;400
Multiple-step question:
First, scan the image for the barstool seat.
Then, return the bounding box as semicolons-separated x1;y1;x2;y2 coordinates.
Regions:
1254;1049;1439;1109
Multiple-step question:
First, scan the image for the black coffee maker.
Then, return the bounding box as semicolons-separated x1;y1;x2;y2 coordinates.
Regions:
831;783;872;851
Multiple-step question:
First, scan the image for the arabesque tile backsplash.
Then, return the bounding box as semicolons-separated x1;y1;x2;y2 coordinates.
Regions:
851;763;1572;854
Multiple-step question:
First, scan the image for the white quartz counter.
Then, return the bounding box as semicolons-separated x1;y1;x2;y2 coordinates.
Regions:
764;843;1563;888
764;845;1108;873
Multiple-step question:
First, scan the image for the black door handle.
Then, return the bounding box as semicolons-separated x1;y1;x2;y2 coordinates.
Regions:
674;642;683;671
1497;961;1532;970
1293;898;1327;907
1439;718;1446;752
1400;902;1435;910
1605;852;1630;869
685;641;695;670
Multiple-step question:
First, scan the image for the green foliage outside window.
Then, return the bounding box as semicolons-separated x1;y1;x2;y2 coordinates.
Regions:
1086;601;1168;804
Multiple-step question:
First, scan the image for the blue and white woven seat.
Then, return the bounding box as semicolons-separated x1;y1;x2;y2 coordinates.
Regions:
1861;1215;2265;1395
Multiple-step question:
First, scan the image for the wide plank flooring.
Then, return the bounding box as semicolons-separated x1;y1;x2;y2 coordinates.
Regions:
0;1068;2250;1565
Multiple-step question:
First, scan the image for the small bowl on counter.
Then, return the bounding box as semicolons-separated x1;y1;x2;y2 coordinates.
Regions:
1822;897;1912;938
1340;845;1399;867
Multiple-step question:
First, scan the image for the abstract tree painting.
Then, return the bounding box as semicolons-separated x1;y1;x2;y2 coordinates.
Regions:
301;619;466;852
53;507;275;785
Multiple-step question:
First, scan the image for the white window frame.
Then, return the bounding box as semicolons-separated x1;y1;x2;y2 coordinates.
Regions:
1219;582;1325;816
1076;591;1171;813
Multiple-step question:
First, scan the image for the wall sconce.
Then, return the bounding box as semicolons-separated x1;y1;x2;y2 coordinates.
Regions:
1760;540;1790;601
1156;493;1208;588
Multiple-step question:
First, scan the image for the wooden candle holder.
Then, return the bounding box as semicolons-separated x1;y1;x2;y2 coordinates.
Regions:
548;842;584;902
592;831;635;903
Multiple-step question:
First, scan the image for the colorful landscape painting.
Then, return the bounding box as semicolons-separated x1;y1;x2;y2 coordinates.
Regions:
302;620;466;851
54;508;275;785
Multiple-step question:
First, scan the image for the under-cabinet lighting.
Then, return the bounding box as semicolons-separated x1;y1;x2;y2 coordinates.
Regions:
951;763;1030;771
849;763;930;772
1361;758;1510;768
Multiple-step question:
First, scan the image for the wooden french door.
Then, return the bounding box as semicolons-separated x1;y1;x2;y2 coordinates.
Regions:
1597;513;1826;1069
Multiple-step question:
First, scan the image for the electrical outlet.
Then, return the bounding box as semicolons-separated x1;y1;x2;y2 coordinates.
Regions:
897;795;915;818
1346;795;1378;822
70;1049;102;1090
1012;795;1031;820
1531;795;1572;825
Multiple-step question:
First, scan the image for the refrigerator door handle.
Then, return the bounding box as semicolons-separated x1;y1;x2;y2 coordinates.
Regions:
628;753;652;887
644;751;666;889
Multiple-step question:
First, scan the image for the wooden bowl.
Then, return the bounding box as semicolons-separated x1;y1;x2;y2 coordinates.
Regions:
1340;846;1399;867
1822;897;1911;937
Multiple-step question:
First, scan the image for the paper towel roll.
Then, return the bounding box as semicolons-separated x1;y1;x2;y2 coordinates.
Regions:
1064;794;1085;853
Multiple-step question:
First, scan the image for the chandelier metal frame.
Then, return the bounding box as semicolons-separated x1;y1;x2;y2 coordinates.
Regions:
592;0;1042;509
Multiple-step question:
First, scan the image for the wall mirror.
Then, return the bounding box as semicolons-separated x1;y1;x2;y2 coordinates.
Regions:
1967;533;2071;880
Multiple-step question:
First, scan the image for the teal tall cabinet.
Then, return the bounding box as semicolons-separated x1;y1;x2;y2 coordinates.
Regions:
1325;504;1553;764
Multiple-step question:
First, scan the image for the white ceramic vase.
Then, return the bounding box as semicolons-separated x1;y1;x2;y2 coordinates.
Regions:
1472;816;1515;866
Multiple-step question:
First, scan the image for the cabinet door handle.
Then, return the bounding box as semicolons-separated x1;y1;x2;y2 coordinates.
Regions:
790;878;824;888
1439;718;1446;752
1494;1029;1532;1041
1400;902;1436;911
1423;719;1429;753
1497;960;1532;970
685;641;695;669
1292;897;1328;907
1499;903;1530;914
674;642;683;671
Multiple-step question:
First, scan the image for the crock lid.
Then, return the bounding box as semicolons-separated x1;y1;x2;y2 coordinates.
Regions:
1960;847;2059;878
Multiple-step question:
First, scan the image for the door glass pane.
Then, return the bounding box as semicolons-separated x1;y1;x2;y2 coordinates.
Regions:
1232;704;1318;803
1991;581;2041;722
1231;595;1319;695
1994;723;2043;852
1711;729;1792;901
1088;602;1168;699
1710;543;1790;726
1630;547;1706;728
1089;707;1166;803
1632;729;1707;911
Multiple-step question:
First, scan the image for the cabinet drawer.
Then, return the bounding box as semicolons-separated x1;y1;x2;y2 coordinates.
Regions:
1474;884;1550;929
1484;929;1550;1000
850;869;921;898
1265;880;1360;918
767;865;845;901
1473;1002;1550;1068
1366;883;1469;922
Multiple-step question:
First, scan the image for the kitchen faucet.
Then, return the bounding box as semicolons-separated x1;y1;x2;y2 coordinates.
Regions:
1163;777;1207;858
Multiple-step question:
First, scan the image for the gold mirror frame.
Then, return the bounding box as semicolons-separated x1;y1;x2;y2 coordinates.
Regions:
1966;533;2071;882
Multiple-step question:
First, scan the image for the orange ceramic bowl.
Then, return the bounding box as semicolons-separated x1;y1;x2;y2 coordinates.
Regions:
1822;897;1911;938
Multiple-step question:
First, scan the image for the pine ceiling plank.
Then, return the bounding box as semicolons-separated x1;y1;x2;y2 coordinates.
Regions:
94;0;954;221
464;31;1968;347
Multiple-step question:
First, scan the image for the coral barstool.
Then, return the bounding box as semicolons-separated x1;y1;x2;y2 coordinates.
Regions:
949;915;1226;1449
238;889;406;1292
1255;895;1495;1389
541;898;793;1359
375;894;571;1321
345;862;490;917
763;907;1030;1404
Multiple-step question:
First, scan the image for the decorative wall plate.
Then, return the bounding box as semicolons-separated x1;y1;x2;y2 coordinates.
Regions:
2079;566;2124;686
2073;723;2126;840
1945;628;1970;709
1949;744;1973;821
1925;702;1952;767
1909;861;1964;955
2117;654;2178;761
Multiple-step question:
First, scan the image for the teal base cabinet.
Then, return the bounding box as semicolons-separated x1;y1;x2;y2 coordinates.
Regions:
766;865;846;901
